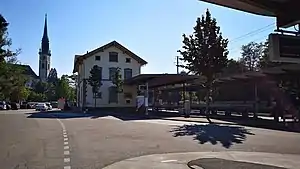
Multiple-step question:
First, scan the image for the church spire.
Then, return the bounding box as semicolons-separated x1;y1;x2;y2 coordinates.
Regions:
42;14;49;41
41;14;50;55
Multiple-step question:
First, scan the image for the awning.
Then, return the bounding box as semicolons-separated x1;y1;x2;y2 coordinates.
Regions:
199;0;300;28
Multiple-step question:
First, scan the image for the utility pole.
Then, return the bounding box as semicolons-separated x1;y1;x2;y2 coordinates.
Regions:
176;56;179;74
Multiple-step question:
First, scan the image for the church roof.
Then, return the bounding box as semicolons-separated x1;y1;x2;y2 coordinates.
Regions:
73;41;148;73
10;64;39;79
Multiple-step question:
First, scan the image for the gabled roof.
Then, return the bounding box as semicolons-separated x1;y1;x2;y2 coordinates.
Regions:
73;41;148;73
10;64;39;79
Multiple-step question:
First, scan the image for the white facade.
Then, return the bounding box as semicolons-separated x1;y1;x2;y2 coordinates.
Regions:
39;52;51;81
74;41;147;108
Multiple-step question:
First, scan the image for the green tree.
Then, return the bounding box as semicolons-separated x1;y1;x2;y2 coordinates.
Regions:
0;14;25;100
28;91;46;102
178;9;228;120
240;42;263;71
88;65;102;108
56;75;72;100
111;67;123;93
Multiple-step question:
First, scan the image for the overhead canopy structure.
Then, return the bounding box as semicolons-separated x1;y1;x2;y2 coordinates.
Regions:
199;0;300;28
124;74;200;88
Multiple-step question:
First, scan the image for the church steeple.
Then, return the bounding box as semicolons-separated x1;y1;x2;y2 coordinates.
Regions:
41;14;50;55
39;14;51;82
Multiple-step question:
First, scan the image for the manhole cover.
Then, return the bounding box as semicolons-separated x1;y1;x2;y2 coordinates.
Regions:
187;158;287;169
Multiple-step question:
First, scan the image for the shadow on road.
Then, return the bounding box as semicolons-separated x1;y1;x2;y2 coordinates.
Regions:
170;124;255;148
26;111;93;119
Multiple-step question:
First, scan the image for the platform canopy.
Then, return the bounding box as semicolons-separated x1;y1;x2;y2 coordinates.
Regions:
124;74;200;88
199;0;300;28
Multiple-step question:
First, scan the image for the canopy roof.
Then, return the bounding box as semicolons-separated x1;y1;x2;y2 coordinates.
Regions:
199;0;300;28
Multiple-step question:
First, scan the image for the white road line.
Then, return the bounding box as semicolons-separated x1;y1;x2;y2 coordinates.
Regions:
64;158;70;163
52;116;71;169
161;160;178;163
64;151;70;155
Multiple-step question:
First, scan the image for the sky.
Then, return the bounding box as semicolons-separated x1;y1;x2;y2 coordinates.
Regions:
0;0;275;77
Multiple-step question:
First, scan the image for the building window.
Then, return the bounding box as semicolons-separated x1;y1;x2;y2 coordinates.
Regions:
42;63;45;69
124;68;132;79
126;58;131;63
125;99;131;104
109;52;118;62
109;67;117;80
95;55;101;61
48;63;50;70
43;56;46;60
109;86;118;103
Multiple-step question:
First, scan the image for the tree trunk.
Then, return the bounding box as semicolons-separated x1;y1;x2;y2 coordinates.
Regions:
205;86;212;123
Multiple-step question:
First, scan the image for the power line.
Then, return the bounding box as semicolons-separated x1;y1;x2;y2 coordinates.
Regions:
229;23;275;44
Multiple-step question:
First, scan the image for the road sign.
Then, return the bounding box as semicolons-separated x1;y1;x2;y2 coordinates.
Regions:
269;33;300;63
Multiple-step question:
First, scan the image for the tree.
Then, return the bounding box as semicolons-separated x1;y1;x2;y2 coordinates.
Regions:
88;65;102;108
56;75;72;100
240;42;263;71
178;9;228;120
48;68;58;85
221;59;245;76
0;14;25;101
111;67;123;93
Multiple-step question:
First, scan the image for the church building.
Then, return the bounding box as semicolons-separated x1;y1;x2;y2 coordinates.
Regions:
38;14;51;81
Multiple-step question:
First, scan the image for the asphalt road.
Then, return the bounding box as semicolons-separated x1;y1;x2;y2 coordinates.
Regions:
1;109;300;169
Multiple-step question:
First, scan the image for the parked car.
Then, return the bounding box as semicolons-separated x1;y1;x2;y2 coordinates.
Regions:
35;103;48;111
10;102;20;110
46;102;52;110
50;101;58;108
6;102;12;110
20;102;28;109
0;101;7;110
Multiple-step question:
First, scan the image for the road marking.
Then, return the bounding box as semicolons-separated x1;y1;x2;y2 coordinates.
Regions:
161;160;178;163
64;158;70;163
52;116;71;169
64;151;70;155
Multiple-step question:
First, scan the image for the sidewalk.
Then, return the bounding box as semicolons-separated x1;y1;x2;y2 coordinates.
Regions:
103;151;300;169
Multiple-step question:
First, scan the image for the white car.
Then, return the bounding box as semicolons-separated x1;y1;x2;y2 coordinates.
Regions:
46;103;52;110
35;103;47;111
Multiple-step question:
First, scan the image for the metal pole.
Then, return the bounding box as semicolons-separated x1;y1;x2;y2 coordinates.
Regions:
254;82;258;118
145;82;149;115
176;56;179;74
